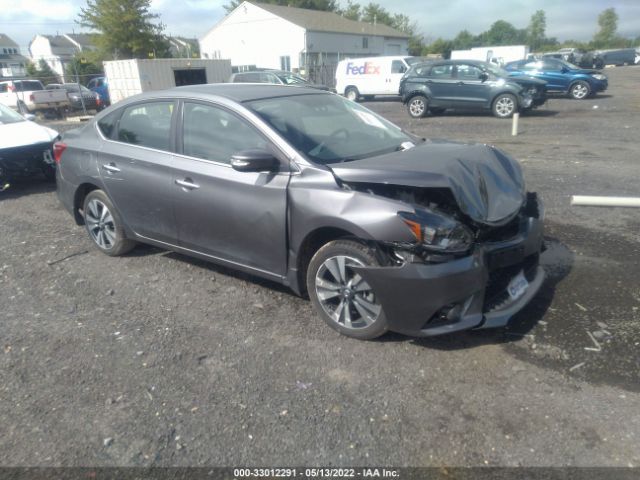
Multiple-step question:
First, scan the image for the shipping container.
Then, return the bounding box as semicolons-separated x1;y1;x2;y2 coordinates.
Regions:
103;58;233;104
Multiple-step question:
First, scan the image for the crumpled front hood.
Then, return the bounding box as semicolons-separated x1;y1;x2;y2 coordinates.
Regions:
329;141;525;225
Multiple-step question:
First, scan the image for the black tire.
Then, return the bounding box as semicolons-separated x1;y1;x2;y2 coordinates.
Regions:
83;189;135;256
307;240;388;340
345;87;360;102
407;95;428;119
429;107;446;115
492;93;517;118
569;80;591;100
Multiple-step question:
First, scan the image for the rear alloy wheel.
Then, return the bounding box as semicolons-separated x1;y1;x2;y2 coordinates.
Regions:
492;93;517;118
569;81;591;100
83;190;135;256
345;87;360;102
407;95;428;119
307;240;388;340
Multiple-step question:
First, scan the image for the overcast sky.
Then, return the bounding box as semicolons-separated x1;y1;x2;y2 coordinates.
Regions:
1;0;638;52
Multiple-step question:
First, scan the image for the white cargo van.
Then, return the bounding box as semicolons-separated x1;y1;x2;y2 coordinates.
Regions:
335;56;414;101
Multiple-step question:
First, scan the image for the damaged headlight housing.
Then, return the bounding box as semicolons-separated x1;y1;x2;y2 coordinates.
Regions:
591;73;607;81
398;211;474;253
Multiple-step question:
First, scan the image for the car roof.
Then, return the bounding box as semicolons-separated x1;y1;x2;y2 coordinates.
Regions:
153;83;328;103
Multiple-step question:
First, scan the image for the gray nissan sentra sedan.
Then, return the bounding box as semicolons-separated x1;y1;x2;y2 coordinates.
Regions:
55;84;545;340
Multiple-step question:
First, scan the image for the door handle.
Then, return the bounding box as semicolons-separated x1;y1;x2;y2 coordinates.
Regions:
175;178;200;190
102;163;120;173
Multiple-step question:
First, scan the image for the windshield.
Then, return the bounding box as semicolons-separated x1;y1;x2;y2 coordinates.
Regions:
483;62;510;77
246;94;415;165
63;84;92;93
0;103;26;124
276;73;309;85
559;59;582;70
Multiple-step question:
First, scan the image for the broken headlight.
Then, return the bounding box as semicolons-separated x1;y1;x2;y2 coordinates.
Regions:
398;211;474;254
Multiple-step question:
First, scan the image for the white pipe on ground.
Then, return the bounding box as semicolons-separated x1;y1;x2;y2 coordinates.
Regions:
571;196;640;207
511;113;519;136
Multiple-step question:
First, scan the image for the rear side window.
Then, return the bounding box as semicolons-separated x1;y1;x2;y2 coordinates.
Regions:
428;64;453;78
97;110;120;139
182;102;268;164
117;101;174;151
15;81;43;91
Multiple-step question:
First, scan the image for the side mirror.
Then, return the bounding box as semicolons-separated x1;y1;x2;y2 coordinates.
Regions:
231;148;280;173
23;113;36;121
479;72;489;82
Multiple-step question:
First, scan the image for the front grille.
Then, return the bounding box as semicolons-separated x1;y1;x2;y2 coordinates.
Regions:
477;216;521;243
483;254;538;312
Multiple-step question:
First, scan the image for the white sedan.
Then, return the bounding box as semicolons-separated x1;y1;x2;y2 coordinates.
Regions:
0;103;59;184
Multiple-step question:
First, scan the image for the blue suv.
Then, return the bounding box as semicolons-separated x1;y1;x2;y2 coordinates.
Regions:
87;77;110;106
504;58;607;100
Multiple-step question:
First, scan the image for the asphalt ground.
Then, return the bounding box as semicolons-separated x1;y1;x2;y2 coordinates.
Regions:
0;66;638;467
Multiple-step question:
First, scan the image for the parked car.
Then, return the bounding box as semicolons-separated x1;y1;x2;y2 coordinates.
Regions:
335;56;416;101
591;48;637;68
229;70;330;91
0;79;69;115
399;60;547;119
0;103;58;182
46;83;102;111
505;58;608;99
87;76;110;106
55;84;545;340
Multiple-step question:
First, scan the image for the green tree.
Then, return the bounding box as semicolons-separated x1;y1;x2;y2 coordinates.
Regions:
64;55;103;83
527;10;546;51
360;3;393;25
423;38;454;59
479;20;527;46
452;30;475;50
78;0;170;59
26;59;60;84
339;0;361;20
593;7;617;48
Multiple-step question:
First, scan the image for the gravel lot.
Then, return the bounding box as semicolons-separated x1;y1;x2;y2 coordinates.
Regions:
1;66;639;467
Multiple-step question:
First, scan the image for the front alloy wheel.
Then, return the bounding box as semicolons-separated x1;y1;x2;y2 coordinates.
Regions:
407;95;428;118
492;94;516;118
307;240;388;339
570;81;590;100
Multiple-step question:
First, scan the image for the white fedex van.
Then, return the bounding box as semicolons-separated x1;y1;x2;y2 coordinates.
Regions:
335;56;414;101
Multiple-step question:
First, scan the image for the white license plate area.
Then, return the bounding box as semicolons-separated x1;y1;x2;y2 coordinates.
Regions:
507;271;529;301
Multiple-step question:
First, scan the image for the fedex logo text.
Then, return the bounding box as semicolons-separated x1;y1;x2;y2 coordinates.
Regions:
346;62;381;75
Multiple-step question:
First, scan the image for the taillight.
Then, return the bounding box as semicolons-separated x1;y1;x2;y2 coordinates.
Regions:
53;142;67;164
96;96;102;106
29;93;35;102
8;84;15;92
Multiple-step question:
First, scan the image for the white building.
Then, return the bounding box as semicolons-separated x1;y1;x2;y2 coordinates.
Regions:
29;33;96;82
0;34;27;78
199;1;409;73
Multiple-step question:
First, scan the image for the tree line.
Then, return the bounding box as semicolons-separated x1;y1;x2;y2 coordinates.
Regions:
26;1;639;84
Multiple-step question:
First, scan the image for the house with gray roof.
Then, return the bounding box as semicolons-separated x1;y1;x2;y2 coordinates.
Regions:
0;34;28;78
199;1;409;73
29;33;97;82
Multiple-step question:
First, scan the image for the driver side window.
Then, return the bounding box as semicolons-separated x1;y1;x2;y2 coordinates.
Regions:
182;102;268;164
